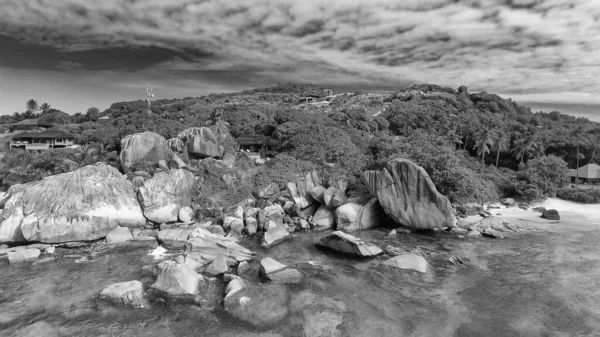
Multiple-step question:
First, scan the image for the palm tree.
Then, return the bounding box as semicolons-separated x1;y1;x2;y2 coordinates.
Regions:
25;98;38;113
39;103;51;115
491;133;509;168
473;129;496;171
445;129;462;150
572;126;590;183
512;133;538;165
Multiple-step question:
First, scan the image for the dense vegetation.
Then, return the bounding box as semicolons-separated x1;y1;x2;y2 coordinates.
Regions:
2;82;599;204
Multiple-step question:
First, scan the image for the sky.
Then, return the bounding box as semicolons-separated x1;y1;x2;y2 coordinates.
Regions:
0;0;599;120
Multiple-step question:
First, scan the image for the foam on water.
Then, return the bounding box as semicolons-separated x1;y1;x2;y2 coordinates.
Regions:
147;245;171;260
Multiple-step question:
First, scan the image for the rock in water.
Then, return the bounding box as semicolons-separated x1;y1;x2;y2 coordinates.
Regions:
0;163;146;244
149;261;214;305
541;209;560;220
98;280;149;308
186;127;224;158
157;228;192;248
204;255;229;276
261;222;290;248
137;169;195;223
7;248;40;263
363;158;455;229
105;226;133;244
185;228;255;264
224;280;290;329
382;254;429;273
259;257;303;284
309;186;327;205
316;231;382;257
120;131;185;172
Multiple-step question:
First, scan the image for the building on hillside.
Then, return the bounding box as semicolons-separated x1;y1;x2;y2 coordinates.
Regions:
9;119;53;132
236;133;269;158
99;116;110;120
296;94;321;104
10;130;76;151
567;163;600;184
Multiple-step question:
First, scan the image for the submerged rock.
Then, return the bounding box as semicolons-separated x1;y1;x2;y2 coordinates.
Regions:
541;209;560;220
98;280;149;308
363;158;456;229
259;257;303;284
224;280;290;329
0;163;146;244
149;261;218;306
157;229;192;248
316;231;382;257
382;254;429;273
137;169;195;223
261;222;290;248
290;290;348;337
7;248;40;263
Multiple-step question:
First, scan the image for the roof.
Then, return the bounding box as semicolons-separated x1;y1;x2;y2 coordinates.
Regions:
10;119;53;127
236;134;268;145
567;164;600;179
12;130;74;139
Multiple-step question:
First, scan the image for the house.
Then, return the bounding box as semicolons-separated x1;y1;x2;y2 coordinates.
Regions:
10;130;76;151
567;163;600;184
99;116;110;120
296;94;321;104
236;133;269;158
9;119;53;132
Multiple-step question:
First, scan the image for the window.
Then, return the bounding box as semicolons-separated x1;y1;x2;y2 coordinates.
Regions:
56;138;62;142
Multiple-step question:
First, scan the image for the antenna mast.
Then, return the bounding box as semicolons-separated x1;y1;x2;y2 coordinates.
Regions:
146;84;154;110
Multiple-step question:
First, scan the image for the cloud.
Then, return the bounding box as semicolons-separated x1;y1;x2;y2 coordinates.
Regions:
0;0;599;103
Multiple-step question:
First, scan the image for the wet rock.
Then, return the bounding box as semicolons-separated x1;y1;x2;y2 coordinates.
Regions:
7;248;40;263
456;219;474;230
541;209;560;220
98;280;149;308
261;222;290;248
532;207;546;214
480;228;504;239
157;229;191;248
178;207;195;223
518;203;529;210
45;246;55;254
224;217;244;234
363;158;456;229
105;226;133;244
334;203;361;230
323;187;345;209
259;257;303;284
382;254;429;273
448;256;470;265
479;210;492;217
204;255;229;276
245;217;258;236
466;230;482;238
260;205;285;226
500;198;515;207
388;229;397;236
174;255;205;272
313;206;335;231
296;202;319;219
0;163;146;244
149;261;216;306
237;261;253;280
224;280;290;329
127;236;159;248
137;169;195;223
290;290;347;337
120;132;186;172
185;228;255;264
455;203;483;217
132;176;145;188
316;231;382;257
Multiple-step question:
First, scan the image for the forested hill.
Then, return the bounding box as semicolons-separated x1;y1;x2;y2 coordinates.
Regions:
4;82;600;204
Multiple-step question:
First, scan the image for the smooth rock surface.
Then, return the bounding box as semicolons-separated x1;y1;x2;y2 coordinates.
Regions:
105;226;133;244
120;131;185;172
137;169;195;223
261;222;290;248
185;228;255;264
186;127;224;158
363;158;456;229
0;163;146;244
178;207;195;222
286;171;320;209
157;229;192;247
541;209;560;220
313;206;336;231
382;254;429;273
204;255;229;276
149;261;208;304
98;280;149;308
7;248;40;263
259;257;303;284
224;281;290;329
316;231;382;257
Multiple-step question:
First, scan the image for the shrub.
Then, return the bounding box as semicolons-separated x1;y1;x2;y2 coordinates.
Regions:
254;154;316;189
515;155;568;201
556;187;600;203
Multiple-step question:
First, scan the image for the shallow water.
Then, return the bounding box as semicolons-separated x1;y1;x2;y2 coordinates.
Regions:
1;224;600;337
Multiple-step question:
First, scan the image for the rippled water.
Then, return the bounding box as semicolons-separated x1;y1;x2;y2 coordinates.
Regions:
1;224;599;337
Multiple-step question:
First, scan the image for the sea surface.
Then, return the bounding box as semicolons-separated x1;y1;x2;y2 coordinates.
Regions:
1;225;599;337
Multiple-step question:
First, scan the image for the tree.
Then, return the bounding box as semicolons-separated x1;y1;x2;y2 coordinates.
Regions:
473;129;496;170
512;132;539;165
491;132;509;168
572;126;590;183
39;103;51;115
445;129;462;150
86;107;100;121
26;99;38;114
515;155;568;200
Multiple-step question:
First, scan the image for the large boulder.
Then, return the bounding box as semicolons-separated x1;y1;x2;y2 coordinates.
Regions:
105;226;133;244
363;158;456;229
0;163;146;244
157;228;192;248
166;138;185;153
323;187;345;209
334;203;361;231
261;221;290;248
259;257;303;284
98;280;149;308
137;169;195;223
312;206;336;231
185;127;224;159
224;279;290;329
184;228;255;265
541;209;560;220
287;171;321;209
7;248;40;263
309;186;327;204
355;197;387;230
316;231;382;257
120;131;185;172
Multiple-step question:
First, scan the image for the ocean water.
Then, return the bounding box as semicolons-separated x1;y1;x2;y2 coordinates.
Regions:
1;226;599;337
